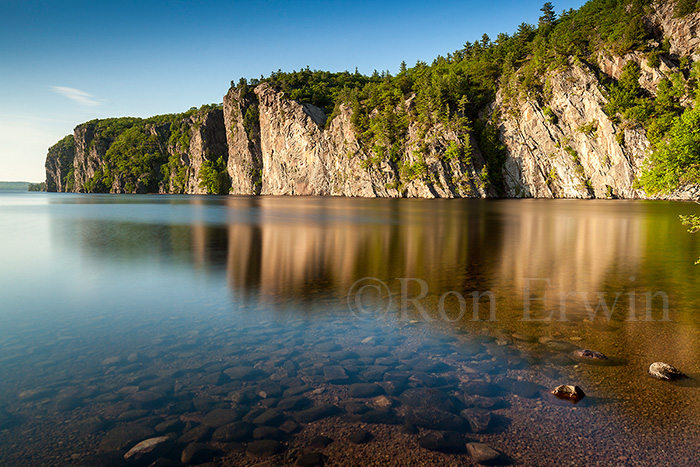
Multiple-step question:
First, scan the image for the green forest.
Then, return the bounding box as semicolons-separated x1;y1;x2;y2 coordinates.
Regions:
51;0;700;195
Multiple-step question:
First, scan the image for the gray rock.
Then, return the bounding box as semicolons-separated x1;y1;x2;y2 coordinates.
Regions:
53;395;83;412
127;391;164;409
18;387;55;401
212;421;253;442
283;385;313;398
649;362;689;381
277;396;311;412
178;425;212;444
246;439;283;458
180;443;219;464
279;419;300;434
348;429;373;444
117;409;149;422
202;408;242;427
466;442;503;465
99;425;156;452
323;365;349;383
253;426;285;440
399;388;460;412
309;435;333;448
123;436;173;463
295;452;325;466
154;418;184;433
294;404;340;423
572;349;610;364
460;408;492;433
418;431;465;453
252;409;284;426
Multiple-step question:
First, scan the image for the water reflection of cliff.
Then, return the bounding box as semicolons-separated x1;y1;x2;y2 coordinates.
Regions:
65;196;700;322
206;197;504;304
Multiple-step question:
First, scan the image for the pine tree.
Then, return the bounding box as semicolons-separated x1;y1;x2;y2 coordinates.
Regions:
539;2;556;26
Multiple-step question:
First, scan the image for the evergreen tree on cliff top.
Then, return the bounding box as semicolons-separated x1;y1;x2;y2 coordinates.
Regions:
539;2;557;26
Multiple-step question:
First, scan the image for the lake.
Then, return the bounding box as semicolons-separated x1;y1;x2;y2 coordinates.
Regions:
1;192;700;466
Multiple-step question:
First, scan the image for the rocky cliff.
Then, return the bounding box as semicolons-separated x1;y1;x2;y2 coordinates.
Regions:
223;83;488;197
45;1;700;199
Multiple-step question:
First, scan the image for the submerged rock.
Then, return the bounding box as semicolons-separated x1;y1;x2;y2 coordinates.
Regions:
418;431;465;453
293;404;340;423
123;436;173;463
296;452;325;467
466;442;504;465
246;439;283;458
648;362;689;381
180;443;220;464
348;429;373;444
460;408;492;433
572;349;610;364
551;385;586;404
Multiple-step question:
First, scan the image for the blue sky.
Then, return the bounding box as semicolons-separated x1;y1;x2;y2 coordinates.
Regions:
0;0;584;182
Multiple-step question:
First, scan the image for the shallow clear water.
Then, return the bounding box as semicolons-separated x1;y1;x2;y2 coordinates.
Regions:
2;192;700;465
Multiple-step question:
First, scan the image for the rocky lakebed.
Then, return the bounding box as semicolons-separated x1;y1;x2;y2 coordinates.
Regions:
1;308;699;467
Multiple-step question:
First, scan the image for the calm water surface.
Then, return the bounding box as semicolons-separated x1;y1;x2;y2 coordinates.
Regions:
1;192;700;466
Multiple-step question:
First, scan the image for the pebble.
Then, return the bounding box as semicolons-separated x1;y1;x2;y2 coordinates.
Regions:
648;362;689;381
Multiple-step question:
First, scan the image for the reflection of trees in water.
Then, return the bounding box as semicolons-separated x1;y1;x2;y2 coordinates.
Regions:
65;198;700;328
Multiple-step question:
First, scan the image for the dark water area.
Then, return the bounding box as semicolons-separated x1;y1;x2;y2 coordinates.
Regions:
2;192;700;466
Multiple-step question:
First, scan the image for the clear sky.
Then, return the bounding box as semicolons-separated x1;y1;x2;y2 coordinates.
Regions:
0;0;585;182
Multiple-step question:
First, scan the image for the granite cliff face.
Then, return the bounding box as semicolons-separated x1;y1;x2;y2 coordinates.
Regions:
494;60;648;199
45;2;700;199
222;83;488;198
